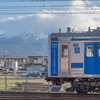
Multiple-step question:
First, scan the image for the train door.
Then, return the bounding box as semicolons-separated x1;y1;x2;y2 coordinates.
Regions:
84;44;100;74
61;43;69;74
96;44;100;74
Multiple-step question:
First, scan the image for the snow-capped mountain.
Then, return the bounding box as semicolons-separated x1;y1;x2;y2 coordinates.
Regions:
0;32;48;56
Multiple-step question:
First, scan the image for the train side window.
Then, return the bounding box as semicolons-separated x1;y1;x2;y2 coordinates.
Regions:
98;46;100;56
62;45;68;57
86;45;93;57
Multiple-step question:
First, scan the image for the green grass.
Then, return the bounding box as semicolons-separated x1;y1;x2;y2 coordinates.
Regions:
0;76;71;93
0;86;14;91
0;86;5;91
0;76;48;92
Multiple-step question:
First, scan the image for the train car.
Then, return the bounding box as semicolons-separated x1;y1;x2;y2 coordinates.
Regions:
47;27;100;93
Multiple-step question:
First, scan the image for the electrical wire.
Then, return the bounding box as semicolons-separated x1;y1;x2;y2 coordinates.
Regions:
0;43;47;45
0;4;100;8
0;11;100;14
0;0;100;2
0;2;99;14
0;4;100;15
0;5;98;8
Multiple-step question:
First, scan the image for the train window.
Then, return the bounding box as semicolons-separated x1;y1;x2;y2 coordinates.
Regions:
62;45;68;57
98;46;100;56
86;45;93;57
34;58;38;60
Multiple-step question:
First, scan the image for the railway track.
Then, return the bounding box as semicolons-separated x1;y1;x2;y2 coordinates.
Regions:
0;91;100;100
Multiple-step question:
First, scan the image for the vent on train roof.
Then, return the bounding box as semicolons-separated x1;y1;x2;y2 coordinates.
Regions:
59;28;61;33
88;27;100;32
67;27;71;33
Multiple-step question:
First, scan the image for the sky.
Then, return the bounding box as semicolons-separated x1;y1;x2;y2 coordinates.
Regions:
0;0;100;56
0;0;100;37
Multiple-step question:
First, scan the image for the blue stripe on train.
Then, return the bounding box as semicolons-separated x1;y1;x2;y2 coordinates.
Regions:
51;42;58;75
74;38;100;41
71;63;83;68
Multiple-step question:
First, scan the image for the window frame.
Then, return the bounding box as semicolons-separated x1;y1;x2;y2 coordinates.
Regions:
86;45;93;57
62;45;68;57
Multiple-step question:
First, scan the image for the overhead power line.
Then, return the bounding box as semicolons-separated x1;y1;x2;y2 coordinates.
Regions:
1;7;100;11
0;1;99;14
0;4;100;8
0;2;100;14
0;5;100;14
0;0;100;2
0;11;100;15
0;42;47;44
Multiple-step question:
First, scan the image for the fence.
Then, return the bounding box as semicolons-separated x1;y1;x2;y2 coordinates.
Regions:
0;75;49;92
0;75;71;93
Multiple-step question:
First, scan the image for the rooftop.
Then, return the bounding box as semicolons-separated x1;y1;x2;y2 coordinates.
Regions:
51;27;100;37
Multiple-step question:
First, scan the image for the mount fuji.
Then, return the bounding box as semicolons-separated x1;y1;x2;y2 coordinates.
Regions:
0;32;48;56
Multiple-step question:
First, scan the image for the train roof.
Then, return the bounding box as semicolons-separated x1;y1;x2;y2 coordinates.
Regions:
51;32;100;37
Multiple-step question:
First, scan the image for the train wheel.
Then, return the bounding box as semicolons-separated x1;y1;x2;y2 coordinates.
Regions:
76;84;88;94
76;89;87;94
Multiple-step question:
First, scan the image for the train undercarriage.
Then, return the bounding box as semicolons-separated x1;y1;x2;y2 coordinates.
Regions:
46;77;100;93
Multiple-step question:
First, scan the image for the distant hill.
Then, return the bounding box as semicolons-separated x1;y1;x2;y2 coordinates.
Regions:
0;32;48;56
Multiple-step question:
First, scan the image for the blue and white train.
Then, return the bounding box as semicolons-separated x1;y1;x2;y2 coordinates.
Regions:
47;27;100;93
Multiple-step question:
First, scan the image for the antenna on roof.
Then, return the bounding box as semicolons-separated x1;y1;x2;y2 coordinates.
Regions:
72;28;74;33
59;28;61;33
88;27;91;32
67;27;71;33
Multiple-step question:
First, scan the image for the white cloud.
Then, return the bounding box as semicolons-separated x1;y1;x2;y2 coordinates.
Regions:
2;17;15;22
0;0;100;40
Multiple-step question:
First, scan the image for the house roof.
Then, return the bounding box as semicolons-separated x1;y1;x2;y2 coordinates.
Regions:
28;56;43;58
6;56;26;60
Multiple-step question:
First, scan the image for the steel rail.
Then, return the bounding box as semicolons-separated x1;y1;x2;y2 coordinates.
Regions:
1;92;100;100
